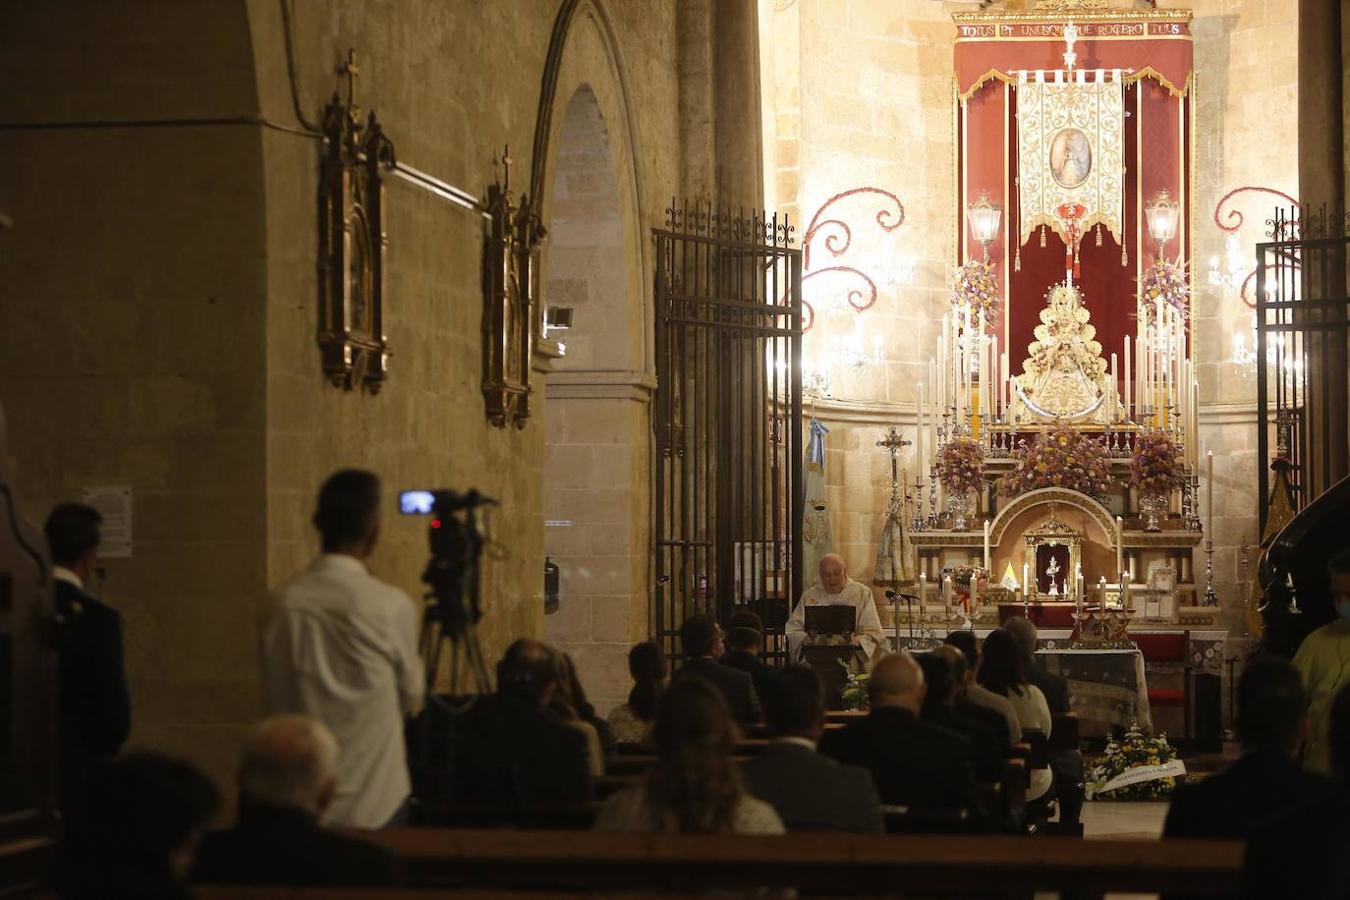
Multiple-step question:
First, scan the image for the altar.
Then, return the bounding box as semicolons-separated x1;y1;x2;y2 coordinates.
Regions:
891;626;1228;739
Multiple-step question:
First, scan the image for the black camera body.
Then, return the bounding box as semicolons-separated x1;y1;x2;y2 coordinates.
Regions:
400;489;496;638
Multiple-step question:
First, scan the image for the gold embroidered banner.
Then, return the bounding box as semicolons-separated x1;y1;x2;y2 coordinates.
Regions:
1016;79;1125;247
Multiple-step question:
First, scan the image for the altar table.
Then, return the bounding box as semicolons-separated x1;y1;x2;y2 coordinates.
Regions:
891;628;1156;735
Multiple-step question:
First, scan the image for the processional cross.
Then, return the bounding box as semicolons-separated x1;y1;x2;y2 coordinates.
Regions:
876;427;911;518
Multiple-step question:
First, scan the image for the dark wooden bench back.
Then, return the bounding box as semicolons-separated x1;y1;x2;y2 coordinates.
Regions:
329;828;1243;898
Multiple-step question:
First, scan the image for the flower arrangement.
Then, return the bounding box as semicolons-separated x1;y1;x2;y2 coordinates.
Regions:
999;423;1114;498
938;438;985;496
1138;260;1190;326
840;669;869;711
1130;429;1186;495
951;259;1000;320
1086;724;1186;801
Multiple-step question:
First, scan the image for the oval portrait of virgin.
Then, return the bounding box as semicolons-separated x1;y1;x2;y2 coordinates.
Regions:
1049;128;1092;189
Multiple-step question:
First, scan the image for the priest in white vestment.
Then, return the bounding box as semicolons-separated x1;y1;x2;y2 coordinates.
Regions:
786;554;886;662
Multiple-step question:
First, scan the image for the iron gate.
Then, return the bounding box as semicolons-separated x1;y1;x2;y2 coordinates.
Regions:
1256;204;1350;532
652;200;803;663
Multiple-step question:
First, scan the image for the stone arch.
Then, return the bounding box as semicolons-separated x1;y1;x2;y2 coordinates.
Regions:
536;0;649;373
538;1;652;712
990;488;1119;550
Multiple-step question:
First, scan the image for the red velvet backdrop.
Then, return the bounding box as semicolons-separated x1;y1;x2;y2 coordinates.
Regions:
954;14;1194;395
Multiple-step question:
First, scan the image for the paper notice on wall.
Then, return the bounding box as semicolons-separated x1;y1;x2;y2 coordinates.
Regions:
81;486;133;558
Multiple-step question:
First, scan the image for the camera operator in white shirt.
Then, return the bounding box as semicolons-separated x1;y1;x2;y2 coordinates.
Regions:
262;469;425;829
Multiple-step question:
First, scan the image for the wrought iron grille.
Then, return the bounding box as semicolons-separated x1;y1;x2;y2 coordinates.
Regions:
652;200;803;664
1256;204;1350;532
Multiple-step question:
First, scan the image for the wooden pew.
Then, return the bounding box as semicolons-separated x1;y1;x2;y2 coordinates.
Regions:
348;828;1244;898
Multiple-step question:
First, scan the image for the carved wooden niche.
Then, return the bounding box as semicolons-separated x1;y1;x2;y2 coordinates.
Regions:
483;148;545;428
318;51;395;393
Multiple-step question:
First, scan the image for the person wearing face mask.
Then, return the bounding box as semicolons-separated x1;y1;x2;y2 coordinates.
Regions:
1293;547;1350;773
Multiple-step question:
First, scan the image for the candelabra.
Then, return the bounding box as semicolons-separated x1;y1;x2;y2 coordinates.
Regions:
927;464;940;530
1201;537;1219;607
911;475;927;532
1184;473;1203;531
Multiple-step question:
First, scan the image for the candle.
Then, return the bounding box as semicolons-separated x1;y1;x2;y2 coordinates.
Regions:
943;573;953;621
1099;576;1108;609
1023;561;1031;598
983;520;991;572
1206;449;1214;536
940;316;950;410
1110;352;1119;423
1115;515;1124;583
919;571;927;610
918;382;927;482
1124;336;1132;421
1000;351;1009;418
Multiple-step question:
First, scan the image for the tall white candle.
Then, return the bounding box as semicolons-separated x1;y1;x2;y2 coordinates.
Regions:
1124;336;1132;421
1110;353;1119;423
940;317;949;411
1115;515;1125;581
917;382;926;482
919;571;927;611
1000;351;1009;418
983;520;991;572
1023;561;1031;597
1191;379;1200;467
1206;449;1215;536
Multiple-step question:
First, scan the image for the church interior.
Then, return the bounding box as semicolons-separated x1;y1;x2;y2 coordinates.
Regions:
3;0;1350;895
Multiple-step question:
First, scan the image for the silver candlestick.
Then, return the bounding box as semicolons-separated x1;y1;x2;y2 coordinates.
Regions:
911;475;927;532
1202;537;1219;607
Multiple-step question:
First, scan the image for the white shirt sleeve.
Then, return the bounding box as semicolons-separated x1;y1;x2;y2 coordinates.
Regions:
393;591;426;715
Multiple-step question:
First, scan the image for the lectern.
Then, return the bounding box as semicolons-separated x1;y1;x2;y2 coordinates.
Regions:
801;606;863;710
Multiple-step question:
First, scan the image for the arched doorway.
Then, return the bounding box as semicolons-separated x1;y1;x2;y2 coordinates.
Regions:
542;85;650;713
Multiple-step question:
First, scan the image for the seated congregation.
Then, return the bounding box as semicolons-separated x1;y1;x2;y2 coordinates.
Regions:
45;474;1350;898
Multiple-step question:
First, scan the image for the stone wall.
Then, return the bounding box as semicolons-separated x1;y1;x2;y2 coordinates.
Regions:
0;0;749;788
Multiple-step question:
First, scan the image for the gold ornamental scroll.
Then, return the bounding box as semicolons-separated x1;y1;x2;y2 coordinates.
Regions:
1016;78;1125;248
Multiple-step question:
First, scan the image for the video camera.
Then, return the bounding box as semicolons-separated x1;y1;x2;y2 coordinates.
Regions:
400;489;497;639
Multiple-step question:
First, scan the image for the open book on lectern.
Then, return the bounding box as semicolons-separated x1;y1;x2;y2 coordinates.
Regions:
803;604;855;637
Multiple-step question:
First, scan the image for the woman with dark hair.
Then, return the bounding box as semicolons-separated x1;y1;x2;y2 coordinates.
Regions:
594;677;784;834
607;641;669;744
548;651;606;776
978;628;1053;800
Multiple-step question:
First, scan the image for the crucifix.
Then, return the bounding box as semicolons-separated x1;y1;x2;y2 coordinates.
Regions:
876;426;930;647
341;49;360;109
876;426;911;519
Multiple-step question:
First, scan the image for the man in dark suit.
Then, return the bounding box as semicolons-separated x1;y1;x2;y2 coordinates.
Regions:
45;502;130;809
1165;656;1333;840
819;652;974;812
743;665;882;833
445;639;593;809
720;609;774;708
193;715;399;886
674;615;761;725
1004;616;1071;713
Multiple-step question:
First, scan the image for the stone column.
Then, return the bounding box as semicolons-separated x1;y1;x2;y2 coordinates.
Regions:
1298;0;1348;498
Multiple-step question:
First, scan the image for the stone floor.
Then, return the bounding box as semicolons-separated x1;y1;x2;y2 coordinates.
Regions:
1034;801;1170;900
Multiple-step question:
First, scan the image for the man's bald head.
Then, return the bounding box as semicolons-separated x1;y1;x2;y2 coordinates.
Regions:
498;638;561;705
933;644;968;684
867;651;926;713
239;715;339;815
819;554;848;594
